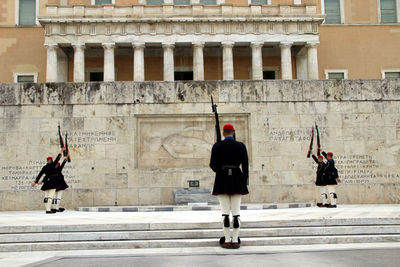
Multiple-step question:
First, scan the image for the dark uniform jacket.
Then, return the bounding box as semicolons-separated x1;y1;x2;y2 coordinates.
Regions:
35;154;62;191
322;151;338;185
312;155;327;186
210;137;249;195
56;159;69;191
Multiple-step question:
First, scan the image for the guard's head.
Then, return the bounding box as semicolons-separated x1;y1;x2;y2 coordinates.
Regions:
327;152;333;159
223;124;235;137
46;157;53;163
56;163;60;167
318;155;323;162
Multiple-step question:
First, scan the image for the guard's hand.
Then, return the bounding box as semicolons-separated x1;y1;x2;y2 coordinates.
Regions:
31;183;36;187
337;178;341;183
61;147;66;153
38;181;43;185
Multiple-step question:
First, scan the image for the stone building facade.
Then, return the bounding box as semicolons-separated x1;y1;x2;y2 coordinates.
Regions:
0;79;400;210
0;0;399;82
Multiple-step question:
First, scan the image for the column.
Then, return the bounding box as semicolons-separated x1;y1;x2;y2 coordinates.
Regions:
296;54;308;80
280;42;293;80
251;42;263;80
132;42;145;81
306;42;319;80
102;43;115;82
163;43;175;81
45;43;58;82
193;42;204;81
72;43;85;82
222;42;234;80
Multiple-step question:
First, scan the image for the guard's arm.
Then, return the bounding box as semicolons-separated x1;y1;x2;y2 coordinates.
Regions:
242;144;249;182
311;154;318;164
209;145;219;173
322;151;328;160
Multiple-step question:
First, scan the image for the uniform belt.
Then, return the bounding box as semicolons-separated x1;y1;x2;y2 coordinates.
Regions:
221;165;239;169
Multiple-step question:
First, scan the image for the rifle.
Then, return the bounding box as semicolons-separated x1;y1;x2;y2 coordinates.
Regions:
211;96;222;143
307;126;314;158
65;131;71;163
315;123;321;156
58;123;67;157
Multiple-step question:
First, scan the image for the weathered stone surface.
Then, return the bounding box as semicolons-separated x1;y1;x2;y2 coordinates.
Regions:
173;188;218;205
0;80;400;210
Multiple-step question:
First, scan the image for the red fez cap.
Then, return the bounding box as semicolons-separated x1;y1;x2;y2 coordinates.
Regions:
223;124;235;131
318;155;323;160
46;157;53;161
56;162;60;167
327;152;333;156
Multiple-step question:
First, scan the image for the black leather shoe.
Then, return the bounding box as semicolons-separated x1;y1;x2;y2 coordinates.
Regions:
221;242;231;249
51;209;57;213
327;204;337;208
57;208;65;212
231;242;240;249
46;210;55;214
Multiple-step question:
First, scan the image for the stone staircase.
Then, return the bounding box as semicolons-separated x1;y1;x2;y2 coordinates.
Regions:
1;217;400;252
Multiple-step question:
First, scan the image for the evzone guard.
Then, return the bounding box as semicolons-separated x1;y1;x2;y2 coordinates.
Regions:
31;148;65;213
210;123;249;249
308;123;341;208
53;158;69;212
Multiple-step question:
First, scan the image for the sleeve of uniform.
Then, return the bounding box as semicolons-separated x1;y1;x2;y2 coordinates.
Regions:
322;151;328;160
35;167;46;183
312;155;318;164
241;143;249;179
209;144;219;173
60;159;68;171
52;154;62;167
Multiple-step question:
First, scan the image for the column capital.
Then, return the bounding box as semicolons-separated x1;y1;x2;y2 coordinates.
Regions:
44;43;58;50
305;42;320;48
102;43;115;49
192;42;205;48
279;42;294;48
162;43;175;49
132;42;145;49
250;42;264;48
221;41;235;48
72;43;86;49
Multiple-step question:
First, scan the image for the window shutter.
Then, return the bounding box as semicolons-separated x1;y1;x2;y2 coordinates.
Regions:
328;72;345;79
381;0;397;23
385;72;400;78
19;0;36;26
95;0;112;4
174;0;190;4
200;0;217;4
251;0;269;4
147;0;164;4
17;75;35;82
324;0;341;24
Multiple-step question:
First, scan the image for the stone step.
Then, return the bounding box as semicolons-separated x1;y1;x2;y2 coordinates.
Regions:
2;217;400;234
77;203;313;212
1;234;400;252
1;225;400;244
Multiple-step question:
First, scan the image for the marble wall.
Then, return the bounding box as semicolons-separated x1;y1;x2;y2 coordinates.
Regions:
0;79;399;210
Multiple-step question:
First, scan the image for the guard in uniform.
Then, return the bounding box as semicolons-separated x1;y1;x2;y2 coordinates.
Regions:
310;153;328;207
322;151;341;208
31;148;64;214
52;158;69;213
210;124;249;249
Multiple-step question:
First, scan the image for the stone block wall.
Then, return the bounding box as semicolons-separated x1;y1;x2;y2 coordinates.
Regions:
0;79;399;210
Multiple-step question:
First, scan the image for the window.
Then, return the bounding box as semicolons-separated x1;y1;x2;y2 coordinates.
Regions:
13;73;38;83
90;72;104;81
18;0;36;26
294;0;301;4
263;71;275;80
93;0;113;4
325;70;348;79
200;0;217;4
249;0;270;4
380;0;398;23
147;0;164;4
324;0;342;24
175;71;193;81
174;0;190;4
382;70;400;78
